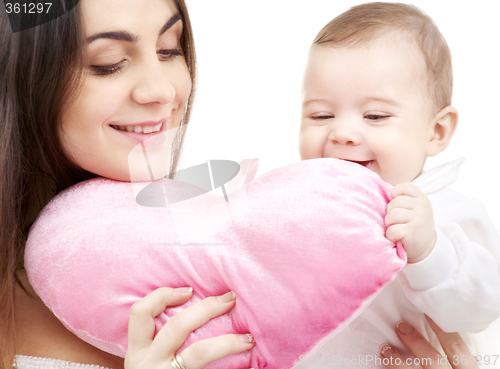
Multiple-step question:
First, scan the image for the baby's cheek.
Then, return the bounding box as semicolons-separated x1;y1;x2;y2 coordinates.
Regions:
298;129;322;160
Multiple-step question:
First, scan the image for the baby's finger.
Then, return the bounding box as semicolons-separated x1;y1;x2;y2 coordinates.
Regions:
152;291;237;358
396;321;449;369
179;333;255;369
385;224;407;243
425;316;479;369
385;207;412;227
386;195;416;213
128;287;194;353
392;182;422;199
380;344;408;369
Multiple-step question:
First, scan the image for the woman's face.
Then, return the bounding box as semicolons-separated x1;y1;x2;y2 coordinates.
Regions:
60;0;192;182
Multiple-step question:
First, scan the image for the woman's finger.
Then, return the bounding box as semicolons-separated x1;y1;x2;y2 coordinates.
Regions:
125;288;255;369
425;315;479;369
127;287;194;353
151;291;237;359
380;344;408;369
178;333;255;369
395;321;449;369
384;320;480;369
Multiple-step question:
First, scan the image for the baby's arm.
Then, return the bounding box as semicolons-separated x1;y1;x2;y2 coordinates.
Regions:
388;185;500;332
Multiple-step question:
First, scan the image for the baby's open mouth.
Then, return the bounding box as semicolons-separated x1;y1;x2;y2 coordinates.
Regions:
343;159;373;168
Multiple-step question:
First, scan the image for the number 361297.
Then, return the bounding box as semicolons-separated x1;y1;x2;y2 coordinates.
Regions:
5;3;53;14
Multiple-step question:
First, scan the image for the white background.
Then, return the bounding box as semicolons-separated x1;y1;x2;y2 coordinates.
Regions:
182;0;500;352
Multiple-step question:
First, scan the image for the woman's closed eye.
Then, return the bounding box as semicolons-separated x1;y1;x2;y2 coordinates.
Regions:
157;48;183;61
90;49;183;76
91;60;126;76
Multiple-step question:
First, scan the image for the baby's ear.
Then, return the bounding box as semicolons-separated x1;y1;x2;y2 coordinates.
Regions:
426;106;458;157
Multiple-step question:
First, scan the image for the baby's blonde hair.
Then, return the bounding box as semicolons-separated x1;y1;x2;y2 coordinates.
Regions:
314;2;452;114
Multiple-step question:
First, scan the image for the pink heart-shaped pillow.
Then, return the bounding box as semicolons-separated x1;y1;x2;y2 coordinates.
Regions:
25;158;405;369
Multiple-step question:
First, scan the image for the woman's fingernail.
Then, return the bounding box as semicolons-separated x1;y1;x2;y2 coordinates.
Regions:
217;291;236;302
397;321;414;335
175;287;193;293
239;333;255;343
381;344;394;358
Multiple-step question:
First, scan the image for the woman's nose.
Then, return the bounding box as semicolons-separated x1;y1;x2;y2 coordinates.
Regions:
131;61;176;106
327;121;360;146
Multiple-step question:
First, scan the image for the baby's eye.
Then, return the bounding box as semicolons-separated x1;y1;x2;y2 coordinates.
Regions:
364;114;390;121
310;114;334;120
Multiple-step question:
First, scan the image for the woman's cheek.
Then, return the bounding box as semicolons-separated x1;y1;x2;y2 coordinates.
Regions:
175;65;192;108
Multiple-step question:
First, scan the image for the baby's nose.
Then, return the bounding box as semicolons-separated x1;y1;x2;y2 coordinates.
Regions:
327;123;360;145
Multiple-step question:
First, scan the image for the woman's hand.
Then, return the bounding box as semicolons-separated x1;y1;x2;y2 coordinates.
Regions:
125;287;255;369
381;316;478;369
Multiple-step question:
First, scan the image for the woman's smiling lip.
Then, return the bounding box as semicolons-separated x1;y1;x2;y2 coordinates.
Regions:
108;118;169;144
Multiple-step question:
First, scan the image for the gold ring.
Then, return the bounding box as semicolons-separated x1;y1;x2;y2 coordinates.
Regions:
171;354;188;369
176;354;188;369
170;355;182;369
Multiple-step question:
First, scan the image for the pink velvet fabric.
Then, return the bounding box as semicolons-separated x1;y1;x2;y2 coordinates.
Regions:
25;158;406;368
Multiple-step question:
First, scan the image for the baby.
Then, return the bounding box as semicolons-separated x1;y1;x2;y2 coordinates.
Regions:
297;2;500;368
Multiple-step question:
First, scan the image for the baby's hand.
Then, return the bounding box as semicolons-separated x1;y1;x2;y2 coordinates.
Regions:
385;183;436;263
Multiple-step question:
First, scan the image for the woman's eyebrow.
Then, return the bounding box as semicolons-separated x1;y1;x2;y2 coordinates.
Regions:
158;13;182;37
87;31;137;44
86;13;182;44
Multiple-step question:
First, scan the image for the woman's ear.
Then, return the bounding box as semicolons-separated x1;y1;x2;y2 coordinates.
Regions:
426;105;458;157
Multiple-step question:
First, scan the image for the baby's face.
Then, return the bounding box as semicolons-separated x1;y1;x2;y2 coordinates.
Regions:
299;35;437;185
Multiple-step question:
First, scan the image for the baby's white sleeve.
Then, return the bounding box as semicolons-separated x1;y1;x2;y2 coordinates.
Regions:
398;188;500;333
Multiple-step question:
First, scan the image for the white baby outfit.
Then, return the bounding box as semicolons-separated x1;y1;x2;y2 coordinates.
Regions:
293;158;500;369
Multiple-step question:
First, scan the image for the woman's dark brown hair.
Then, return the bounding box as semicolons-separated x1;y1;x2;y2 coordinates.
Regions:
0;1;196;366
